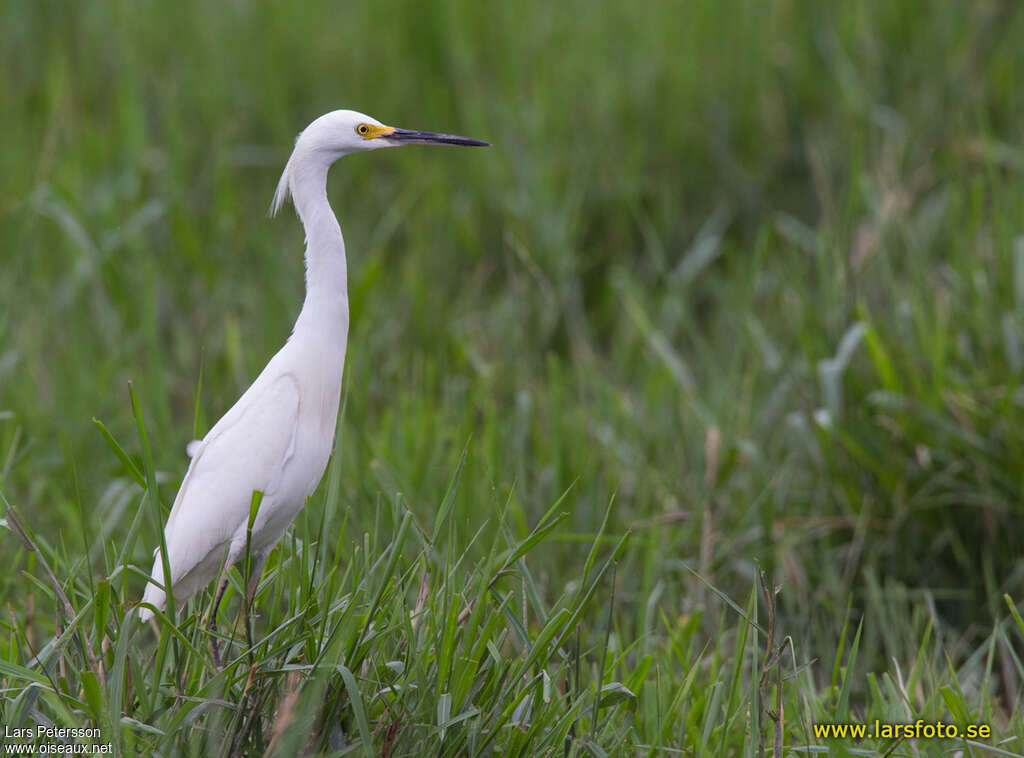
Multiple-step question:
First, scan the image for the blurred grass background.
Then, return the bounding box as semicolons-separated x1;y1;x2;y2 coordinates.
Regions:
3;0;1024;751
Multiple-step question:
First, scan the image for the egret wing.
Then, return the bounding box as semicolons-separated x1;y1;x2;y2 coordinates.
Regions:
145;371;300;610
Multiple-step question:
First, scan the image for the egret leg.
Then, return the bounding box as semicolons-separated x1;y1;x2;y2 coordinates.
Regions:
245;551;269;608
210;577;230;668
243;552;268;657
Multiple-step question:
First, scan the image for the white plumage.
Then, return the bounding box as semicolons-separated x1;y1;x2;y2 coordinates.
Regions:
139;110;487;622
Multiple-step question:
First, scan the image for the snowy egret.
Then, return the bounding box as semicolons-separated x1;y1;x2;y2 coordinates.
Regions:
139;110;488;660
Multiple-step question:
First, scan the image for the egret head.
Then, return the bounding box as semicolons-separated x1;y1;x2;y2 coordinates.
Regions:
271;109;488;215
301;109;489;154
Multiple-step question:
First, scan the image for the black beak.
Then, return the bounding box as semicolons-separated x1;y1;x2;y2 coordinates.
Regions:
387;128;490;147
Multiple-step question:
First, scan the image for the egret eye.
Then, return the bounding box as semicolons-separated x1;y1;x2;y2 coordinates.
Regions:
356;123;371;137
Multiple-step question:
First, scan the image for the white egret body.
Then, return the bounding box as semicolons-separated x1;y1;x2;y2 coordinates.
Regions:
140;110;487;623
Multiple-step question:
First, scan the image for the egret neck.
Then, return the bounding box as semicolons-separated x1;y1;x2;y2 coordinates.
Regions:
289;153;350;337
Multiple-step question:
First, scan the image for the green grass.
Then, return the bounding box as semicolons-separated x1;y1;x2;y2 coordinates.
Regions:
3;0;1024;754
